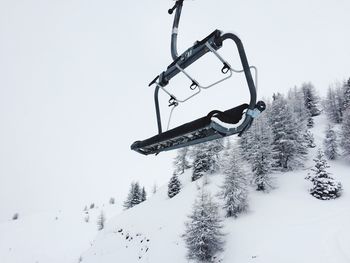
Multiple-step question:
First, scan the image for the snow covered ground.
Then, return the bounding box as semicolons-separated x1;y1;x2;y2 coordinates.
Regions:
0;204;121;263
1;114;349;263
80;114;350;263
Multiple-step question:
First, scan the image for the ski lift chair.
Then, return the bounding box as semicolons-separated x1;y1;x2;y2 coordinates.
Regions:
131;0;266;155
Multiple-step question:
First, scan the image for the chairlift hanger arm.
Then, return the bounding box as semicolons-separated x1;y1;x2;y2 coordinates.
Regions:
169;0;184;60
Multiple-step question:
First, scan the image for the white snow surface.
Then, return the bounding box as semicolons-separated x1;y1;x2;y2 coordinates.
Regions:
1;114;349;263
0;204;120;263
80;114;350;263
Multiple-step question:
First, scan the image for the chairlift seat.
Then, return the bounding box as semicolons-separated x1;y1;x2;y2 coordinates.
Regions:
131;104;248;155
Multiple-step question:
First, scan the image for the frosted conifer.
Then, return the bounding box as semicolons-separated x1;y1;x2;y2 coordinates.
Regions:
323;125;338;160
309;149;342;200
184;190;225;262
123;182;142;209
302;82;320;117
173;147;191;175
12;213;19;220
109;197;115;204
191;143;216;181
141;187;147;202
304;130;316;148
288;86;310;123
131;182;142;206
341;109;350;157
97;210;106;231
269;93;307;170
168;174;181;198
324;85;344;124
219;151;249;217
251;119;274;191
342;78;350;112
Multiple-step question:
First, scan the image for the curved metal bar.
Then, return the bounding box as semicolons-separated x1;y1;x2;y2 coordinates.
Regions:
208;33;257;135
171;1;184;60
220;33;257;110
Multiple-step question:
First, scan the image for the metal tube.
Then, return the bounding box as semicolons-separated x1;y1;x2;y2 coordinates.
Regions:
171;1;184;60
220;33;257;110
154;85;162;134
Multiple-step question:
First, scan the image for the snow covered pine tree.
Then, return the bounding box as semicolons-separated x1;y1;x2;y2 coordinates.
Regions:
184;190;225;262
123;182;142;209
302;82;320;117
173;147;191;175
269;93;307;170
288;86;313;127
191;142;217;181
219;151;249;217
323;125;338;160
168;174;181;198
343;78;350;111
324;84;345;124
97;210;106;231
309;149;342;200
141;187;147;202
304;130;316;148
341;109;350;157
241;110;274;191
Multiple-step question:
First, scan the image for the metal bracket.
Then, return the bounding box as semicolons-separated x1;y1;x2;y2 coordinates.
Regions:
246;108;261;118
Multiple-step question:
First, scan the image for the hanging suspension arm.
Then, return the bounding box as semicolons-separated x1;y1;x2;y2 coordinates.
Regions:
168;0;184;60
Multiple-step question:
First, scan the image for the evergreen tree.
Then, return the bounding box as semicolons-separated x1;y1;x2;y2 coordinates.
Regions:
12;213;19;220
141;187;147;202
304;130;316;148
168;174;181;198
324;85;344;124
269;93;307;170
341;109;350;157
219;151;249;217
191;142;216;181
342;78;350;112
207;139;225;173
123;182;142;209
131;182;142;206
239;126;254;162
241;110;274;191
288;86;310;123
302;82;320;117
173;147;191;175
97;210;106;231
109;197;115;204
251;116;274;191
308;149;342;200
184;190;225;262
306;116;314;128
323;125;338;160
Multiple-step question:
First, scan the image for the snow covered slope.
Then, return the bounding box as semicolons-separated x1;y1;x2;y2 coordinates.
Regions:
81;114;350;263
1;114;349;263
0;204;120;263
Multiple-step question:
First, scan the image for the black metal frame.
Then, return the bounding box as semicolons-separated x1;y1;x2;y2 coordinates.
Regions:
151;0;257;136
130;0;263;155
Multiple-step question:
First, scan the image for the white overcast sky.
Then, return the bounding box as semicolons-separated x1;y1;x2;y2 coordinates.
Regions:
0;0;349;219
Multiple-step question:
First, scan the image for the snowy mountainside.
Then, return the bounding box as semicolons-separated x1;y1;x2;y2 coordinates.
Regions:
0;203;120;263
81;114;350;263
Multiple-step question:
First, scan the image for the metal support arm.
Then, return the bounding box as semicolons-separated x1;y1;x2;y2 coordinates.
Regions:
169;0;184;60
